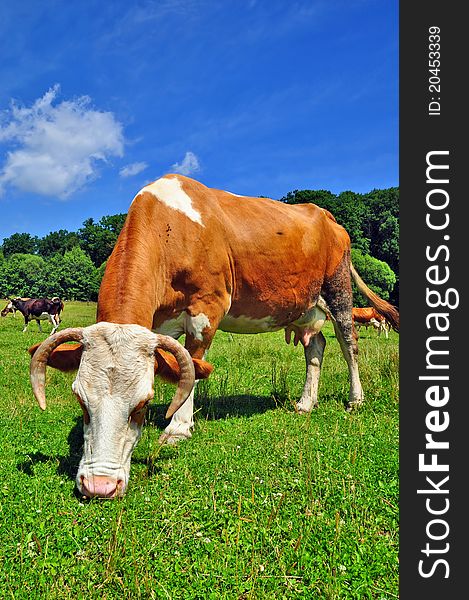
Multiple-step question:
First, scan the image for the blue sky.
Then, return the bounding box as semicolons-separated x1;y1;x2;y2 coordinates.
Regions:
0;0;398;244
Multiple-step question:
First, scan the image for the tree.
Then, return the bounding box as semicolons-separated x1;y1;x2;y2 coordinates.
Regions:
97;260;108;286
280;189;336;207
365;188;399;305
56;246;100;301
78;214;126;267
351;248;396;306
2;233;39;258
40;253;66;298
0;253;46;297
37;229;80;258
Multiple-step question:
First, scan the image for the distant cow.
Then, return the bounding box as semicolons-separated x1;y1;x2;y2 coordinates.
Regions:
352;307;390;338
11;297;64;334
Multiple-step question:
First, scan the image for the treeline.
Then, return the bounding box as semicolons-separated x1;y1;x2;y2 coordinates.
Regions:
0;187;399;304
0;215;126;301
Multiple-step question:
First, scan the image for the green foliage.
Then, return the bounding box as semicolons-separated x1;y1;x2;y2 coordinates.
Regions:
0;253;46;297
0;249;100;301
37;229;80;258
365;190;399;265
56;246;100;301
78;214;126;267
2;232;39;257
97;259;108;283
281;189;336;206
0;302;399;599
0;213;126;299
351;249;396;305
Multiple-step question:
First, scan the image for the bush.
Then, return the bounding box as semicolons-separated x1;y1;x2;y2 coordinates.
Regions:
0;253;46;297
57;246;100;301
0;248;100;301
351;248;396;305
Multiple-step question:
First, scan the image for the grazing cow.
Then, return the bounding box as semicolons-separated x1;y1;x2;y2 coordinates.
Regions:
28;174;399;498
11;297;64;334
352;306;391;338
373;319;391;339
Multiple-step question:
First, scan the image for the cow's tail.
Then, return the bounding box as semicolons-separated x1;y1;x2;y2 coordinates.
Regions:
350;263;399;332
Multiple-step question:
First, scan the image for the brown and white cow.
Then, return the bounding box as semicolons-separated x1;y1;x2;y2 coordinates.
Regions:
352;306;391;338
29;174;399;498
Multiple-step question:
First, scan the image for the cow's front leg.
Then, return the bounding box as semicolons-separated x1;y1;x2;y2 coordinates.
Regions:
36;319;43;333
159;303;223;445
22;317;29;333
158;385;197;445
296;331;326;414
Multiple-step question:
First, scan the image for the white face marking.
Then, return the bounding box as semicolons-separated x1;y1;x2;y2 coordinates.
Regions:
135;177;204;226
219;314;279;334
72;323;157;496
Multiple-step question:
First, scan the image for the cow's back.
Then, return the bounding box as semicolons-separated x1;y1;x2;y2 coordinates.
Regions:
98;174;351;327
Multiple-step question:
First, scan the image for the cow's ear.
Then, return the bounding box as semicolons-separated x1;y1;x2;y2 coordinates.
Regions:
28;342;83;372
154;349;214;383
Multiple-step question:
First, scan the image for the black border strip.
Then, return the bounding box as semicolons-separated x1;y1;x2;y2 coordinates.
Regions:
400;2;465;597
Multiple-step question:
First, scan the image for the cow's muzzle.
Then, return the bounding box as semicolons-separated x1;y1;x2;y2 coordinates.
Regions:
79;475;125;499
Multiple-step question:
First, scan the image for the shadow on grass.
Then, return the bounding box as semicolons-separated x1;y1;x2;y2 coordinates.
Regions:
146;393;287;428
16;394;290;487
17;416;84;483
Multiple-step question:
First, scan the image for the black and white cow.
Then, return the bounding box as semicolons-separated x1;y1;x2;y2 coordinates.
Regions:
11;297;64;334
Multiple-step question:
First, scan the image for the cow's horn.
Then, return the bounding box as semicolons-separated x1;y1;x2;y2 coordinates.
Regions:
153;335;196;419
30;328;84;410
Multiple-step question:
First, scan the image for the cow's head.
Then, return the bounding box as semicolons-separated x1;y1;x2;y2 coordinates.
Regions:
1;300;13;317
29;322;205;499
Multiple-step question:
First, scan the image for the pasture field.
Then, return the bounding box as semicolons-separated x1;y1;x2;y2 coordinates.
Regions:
0;302;399;599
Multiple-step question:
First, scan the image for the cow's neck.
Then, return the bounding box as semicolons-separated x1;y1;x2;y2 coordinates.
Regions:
96;218;162;329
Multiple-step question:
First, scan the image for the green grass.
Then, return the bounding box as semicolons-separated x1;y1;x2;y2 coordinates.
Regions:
0;302;399;599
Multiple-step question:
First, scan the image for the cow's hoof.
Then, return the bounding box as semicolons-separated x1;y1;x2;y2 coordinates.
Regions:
346;399;363;412
295;401;318;415
158;431;192;445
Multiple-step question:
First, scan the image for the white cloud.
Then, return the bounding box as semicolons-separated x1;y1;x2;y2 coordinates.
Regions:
0;84;124;198
119;161;148;178
171;151;200;176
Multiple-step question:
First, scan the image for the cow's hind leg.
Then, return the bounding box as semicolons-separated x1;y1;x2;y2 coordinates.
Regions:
296;331;326;413
323;256;364;411
49;315;59;335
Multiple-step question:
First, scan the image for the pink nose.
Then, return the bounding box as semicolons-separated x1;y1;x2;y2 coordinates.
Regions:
80;476;122;498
